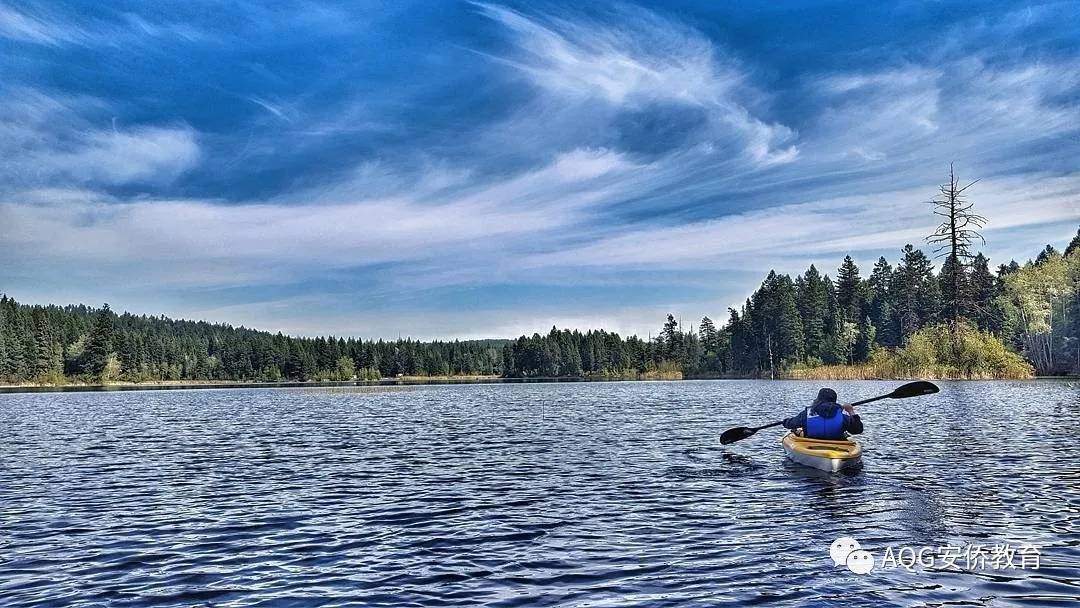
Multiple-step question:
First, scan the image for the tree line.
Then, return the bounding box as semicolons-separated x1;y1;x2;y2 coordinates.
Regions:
0;301;505;384
502;166;1075;379
2;226;1076;385
4;161;1079;386
499;227;1079;378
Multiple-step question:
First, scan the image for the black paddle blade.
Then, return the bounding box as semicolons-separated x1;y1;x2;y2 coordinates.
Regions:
890;381;940;399
720;426;756;445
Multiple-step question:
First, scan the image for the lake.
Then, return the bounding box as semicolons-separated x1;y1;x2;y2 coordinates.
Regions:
1;380;1078;607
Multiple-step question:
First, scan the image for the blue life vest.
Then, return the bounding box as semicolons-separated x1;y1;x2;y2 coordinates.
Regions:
805;405;845;439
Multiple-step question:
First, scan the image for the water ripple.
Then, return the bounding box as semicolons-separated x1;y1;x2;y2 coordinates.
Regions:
1;380;1078;606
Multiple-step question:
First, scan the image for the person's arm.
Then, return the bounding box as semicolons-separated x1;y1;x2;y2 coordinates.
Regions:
842;403;864;435
782;410;806;430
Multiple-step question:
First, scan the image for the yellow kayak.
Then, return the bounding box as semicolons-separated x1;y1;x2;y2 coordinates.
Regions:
782;433;863;472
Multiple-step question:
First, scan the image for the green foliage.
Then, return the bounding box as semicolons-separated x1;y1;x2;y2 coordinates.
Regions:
83;304;114;379
101;353;123;382
867;322;1033;379
796;265;829;358
995;243;1080;375
334;356;356;381
502;327;656;378
835;255;863;323
0;296;506;385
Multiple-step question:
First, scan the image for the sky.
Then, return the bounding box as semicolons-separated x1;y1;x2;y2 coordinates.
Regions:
1;0;1078;340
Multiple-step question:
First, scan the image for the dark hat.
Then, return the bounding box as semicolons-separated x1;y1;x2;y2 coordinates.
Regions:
817;387;838;403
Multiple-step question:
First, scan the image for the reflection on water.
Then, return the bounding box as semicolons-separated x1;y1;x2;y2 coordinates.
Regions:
1;380;1078;606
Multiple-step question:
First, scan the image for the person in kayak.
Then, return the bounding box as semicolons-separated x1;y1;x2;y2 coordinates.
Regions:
782;388;863;440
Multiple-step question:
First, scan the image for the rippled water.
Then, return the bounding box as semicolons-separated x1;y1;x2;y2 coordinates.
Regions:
2;380;1078;607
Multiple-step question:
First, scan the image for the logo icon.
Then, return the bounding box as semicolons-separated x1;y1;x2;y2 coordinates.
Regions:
830;537;875;575
846;549;875;575
829;536;861;566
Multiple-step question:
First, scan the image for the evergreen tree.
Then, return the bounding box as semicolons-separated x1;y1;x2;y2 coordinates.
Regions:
1035;245;1059;265
867;257;897;347
774;275;805;367
835;256;864;323
32;308;60;378
660;314;680;361
0;298;12;381
854;315;877;362
699;316;721;372
1065;226;1080;257
83;304;114;378
893;245;938;342
796;265;829;361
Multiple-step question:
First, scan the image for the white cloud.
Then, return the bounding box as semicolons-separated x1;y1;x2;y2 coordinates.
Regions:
3;4;1079;340
804;59;1080;169
474;2;797;166
0;4;65;44
1;148;635;288
47;126;200;185
0;88;200;187
0;3;211;47
523;174;1080;271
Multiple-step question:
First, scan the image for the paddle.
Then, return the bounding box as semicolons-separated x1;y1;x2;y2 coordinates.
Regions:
718;381;939;445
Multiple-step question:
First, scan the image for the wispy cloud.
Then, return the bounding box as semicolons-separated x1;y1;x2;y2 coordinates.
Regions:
474;2;797;166
2;148;634;288
0;1;1078;338
0;3;63;44
524;175;1080;270
0;88;199;188
0;2;211;46
247;96;291;122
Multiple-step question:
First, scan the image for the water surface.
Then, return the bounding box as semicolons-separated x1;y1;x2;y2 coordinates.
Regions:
2;380;1078;606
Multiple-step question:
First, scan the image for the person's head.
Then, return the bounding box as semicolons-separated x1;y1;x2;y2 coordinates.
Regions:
813;387;838;407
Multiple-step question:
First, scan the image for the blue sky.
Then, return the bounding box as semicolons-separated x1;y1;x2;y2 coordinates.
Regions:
1;1;1078;339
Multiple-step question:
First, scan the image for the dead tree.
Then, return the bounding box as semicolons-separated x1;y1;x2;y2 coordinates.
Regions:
926;163;986;330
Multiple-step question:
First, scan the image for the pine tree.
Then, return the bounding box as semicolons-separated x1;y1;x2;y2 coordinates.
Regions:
867;257;897;346
1035;245;1059;265
699;316;719;372
1;297;28;381
774;275;805;366
835;256;863;323
796;265;829;361
83;304;114;378
1065;226;1080;257
893;245;937;342
32;308;60;378
661;314;680;361
0;299;10;381
699;316;717;353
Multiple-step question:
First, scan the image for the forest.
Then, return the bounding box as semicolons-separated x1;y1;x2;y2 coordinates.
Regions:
3;167;1079;390
0;301;505;384
502;227;1079;379
3;225;1076;385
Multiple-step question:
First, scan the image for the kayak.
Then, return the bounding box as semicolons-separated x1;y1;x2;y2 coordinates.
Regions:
782;433;862;472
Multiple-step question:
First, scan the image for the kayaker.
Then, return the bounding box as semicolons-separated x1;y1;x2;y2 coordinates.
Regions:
782;388;863;440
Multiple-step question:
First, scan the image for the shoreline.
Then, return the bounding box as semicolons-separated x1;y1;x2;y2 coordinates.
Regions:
2;374;1075;394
